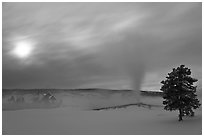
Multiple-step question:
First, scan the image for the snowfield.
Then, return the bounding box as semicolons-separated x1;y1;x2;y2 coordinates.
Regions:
2;90;202;135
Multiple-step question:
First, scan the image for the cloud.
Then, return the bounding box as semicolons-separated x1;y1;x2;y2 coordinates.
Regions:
2;3;202;89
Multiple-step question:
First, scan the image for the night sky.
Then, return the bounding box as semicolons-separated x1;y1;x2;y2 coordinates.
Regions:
2;3;202;90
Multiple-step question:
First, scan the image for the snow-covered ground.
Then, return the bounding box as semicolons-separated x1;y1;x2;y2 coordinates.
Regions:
2;90;202;135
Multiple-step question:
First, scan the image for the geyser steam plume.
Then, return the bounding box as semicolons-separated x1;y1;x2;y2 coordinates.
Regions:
98;34;147;103
121;42;145;103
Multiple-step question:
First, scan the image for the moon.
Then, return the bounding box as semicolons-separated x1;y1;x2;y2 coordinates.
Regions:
13;41;33;58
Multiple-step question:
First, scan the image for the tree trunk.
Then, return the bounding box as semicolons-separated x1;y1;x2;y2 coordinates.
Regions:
179;109;183;121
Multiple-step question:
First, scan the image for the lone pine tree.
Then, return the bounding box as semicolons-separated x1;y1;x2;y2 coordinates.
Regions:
161;65;200;121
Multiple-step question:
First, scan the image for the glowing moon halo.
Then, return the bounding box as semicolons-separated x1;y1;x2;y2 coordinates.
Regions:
13;41;33;58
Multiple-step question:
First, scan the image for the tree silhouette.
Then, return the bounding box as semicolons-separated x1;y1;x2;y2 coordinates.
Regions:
161;65;201;121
